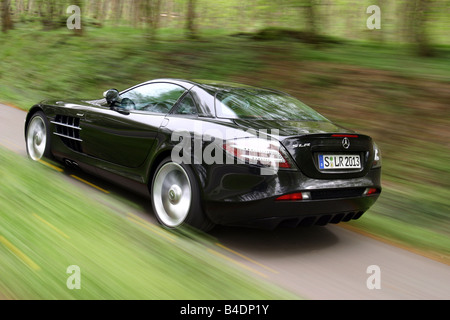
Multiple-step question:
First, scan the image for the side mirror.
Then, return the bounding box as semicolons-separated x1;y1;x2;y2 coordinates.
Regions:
103;89;120;105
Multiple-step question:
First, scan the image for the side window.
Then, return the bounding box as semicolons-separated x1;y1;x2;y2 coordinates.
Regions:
172;94;198;116
121;83;185;113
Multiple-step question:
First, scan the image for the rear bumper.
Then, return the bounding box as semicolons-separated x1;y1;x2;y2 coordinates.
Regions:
204;193;379;228
199;165;381;228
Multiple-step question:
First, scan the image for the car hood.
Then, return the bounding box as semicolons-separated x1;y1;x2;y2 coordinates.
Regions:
231;119;354;138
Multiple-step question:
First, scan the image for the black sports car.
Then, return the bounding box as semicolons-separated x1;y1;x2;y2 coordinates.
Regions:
25;78;381;231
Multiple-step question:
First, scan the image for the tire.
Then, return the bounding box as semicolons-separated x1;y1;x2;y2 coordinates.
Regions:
26;111;52;161
151;157;214;232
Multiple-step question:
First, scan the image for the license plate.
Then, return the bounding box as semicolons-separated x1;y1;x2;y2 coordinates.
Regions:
319;154;361;170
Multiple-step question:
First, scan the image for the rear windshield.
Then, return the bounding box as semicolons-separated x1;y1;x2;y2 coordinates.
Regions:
215;89;328;121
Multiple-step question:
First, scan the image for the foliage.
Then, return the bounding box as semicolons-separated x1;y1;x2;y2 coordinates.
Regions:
1;0;449;45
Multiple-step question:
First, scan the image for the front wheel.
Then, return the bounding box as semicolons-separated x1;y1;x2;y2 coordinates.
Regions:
151;158;214;232
26;111;52;161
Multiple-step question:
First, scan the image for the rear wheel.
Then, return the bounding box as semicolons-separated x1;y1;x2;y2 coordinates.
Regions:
151;158;214;232
26;111;52;161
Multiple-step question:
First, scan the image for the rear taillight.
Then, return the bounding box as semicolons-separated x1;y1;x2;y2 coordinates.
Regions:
276;191;311;201
276;193;303;201
222;137;295;170
364;188;379;195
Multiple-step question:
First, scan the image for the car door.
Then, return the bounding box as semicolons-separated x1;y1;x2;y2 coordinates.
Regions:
82;82;187;168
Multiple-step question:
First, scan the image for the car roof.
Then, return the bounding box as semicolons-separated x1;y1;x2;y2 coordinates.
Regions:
142;78;283;95
190;79;259;91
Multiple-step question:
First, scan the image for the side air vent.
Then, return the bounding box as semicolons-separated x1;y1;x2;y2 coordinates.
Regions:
52;115;82;152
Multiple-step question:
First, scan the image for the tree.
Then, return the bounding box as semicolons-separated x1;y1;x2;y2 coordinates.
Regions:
72;0;83;36
186;0;197;39
144;0;162;39
1;0;14;33
303;0;317;36
293;0;319;43
92;0;103;21
403;0;435;57
113;0;124;25
39;0;56;30
412;0;435;56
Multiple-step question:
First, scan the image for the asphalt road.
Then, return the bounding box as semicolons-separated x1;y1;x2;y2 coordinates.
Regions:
1;103;449;300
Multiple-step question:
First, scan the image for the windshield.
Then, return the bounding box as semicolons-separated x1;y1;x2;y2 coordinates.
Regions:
215;89;328;121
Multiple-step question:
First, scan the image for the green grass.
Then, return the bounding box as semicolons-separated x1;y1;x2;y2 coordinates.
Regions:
291;41;450;82
1;26;449;109
0;148;296;299
0;26;261;109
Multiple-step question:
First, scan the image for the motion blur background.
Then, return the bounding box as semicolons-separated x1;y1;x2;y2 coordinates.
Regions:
0;0;449;299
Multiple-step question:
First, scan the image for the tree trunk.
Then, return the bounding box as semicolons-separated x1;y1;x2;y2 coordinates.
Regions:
16;0;23;15
413;0;434;57
113;0;122;25
27;0;34;15
93;0;103;20
299;0;319;44
186;0;197;39
142;0;161;39
100;0;109;24
132;0;141;28
42;0;55;30
303;0;317;36
1;0;14;33
73;0;83;36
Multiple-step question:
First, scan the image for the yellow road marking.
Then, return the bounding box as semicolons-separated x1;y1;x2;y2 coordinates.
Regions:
0;141;17;151
70;174;109;193
127;216;176;243
32;213;70;239
0;102;24;111
0;142;11;150
5;140;21;150
0;235;41;271
207;248;268;279
127;212;152;225
215;243;279;274
38;159;64;172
